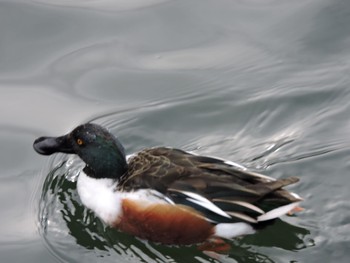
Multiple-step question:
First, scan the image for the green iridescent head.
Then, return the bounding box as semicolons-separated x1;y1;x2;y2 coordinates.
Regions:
33;123;127;179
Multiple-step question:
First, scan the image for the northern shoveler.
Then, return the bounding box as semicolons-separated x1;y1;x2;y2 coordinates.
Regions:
33;123;302;250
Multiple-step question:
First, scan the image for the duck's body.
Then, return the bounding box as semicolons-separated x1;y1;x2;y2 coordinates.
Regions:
33;123;302;247
77;172;216;244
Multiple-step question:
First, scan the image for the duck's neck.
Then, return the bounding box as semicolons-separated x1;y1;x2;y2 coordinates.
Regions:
83;161;127;180
81;141;128;179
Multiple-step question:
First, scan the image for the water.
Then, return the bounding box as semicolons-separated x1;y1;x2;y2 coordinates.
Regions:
0;0;349;262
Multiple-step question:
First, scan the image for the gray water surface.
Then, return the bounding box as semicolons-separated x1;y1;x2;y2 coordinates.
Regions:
1;0;349;262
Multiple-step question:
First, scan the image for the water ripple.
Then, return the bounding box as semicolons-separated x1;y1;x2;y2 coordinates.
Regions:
33;0;173;12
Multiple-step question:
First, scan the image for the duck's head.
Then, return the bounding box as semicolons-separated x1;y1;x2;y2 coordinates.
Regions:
33;123;127;179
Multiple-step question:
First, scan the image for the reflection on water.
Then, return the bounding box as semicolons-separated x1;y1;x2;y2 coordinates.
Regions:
38;123;312;263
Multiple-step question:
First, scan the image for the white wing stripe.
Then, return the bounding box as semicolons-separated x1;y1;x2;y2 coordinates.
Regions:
257;202;300;221
186;197;231;218
226;211;257;223
213;199;265;214
178;190;232;218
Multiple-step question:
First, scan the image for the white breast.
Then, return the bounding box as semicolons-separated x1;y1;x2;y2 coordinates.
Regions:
77;172;124;225
76;172;169;225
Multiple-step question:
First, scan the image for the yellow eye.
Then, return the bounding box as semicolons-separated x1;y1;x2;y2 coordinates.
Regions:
77;139;84;145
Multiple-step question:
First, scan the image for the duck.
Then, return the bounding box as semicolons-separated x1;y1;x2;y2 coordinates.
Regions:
33;123;302;251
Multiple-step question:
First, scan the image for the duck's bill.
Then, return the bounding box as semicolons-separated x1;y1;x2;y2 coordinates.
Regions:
33;134;74;155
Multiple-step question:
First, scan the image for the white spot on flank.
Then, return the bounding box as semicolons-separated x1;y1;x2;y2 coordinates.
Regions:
215;222;255;239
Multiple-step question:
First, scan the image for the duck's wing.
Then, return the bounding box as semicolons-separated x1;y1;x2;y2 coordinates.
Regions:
121;147;302;224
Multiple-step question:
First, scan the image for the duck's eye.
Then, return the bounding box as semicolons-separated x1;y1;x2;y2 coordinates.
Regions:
76;138;84;145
